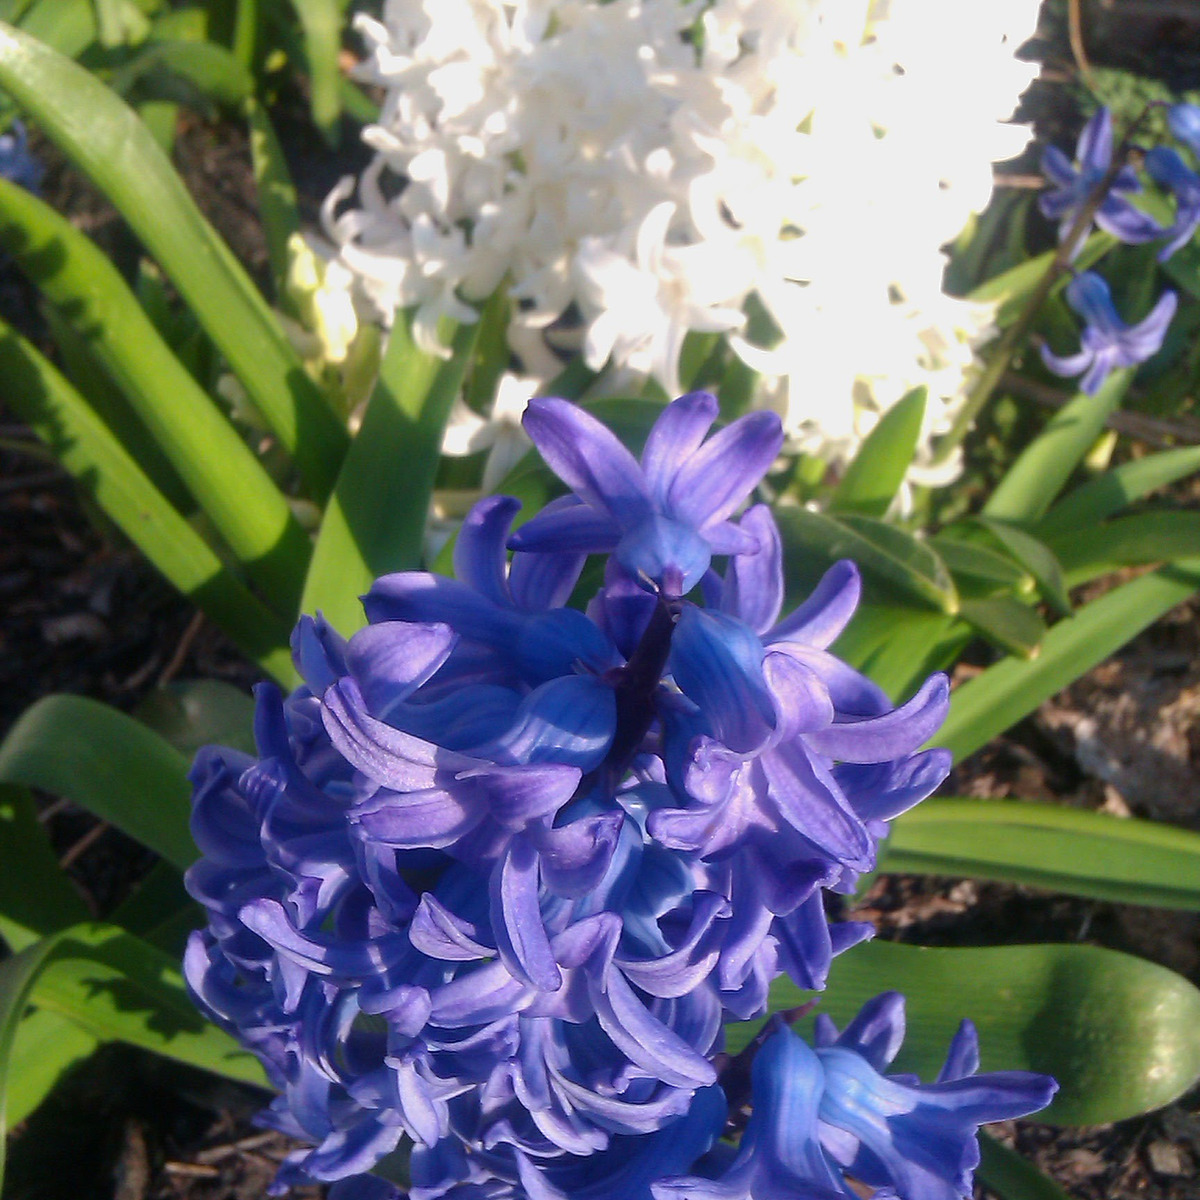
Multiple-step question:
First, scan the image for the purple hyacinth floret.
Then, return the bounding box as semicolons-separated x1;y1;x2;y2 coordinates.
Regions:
182;392;1054;1199
1145;145;1200;262
1039;107;1164;251
0;121;43;194
1040;271;1177;395
653;995;1057;1200
1167;103;1200;159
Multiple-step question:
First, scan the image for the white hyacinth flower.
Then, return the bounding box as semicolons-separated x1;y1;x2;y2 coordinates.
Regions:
328;0;1041;476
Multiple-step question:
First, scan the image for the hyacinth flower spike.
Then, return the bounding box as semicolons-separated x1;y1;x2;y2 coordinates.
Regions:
181;392;1057;1199
1039;106;1163;250
1144;146;1200;262
1040;271;1177;395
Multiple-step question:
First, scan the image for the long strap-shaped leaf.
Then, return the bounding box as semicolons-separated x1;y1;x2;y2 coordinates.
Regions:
6;1008;97;1130
301;313;481;634
0;179;311;609
0;696;195;871
726;939;1200;1125
934;557;1200;762
0;18;349;498
885;797;1200;910
982;369;1133;524
0;319;296;682
29;923;266;1087
0;784;88;952
0;922;267;1186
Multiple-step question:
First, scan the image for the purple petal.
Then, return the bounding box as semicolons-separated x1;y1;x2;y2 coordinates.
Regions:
453;495;520;605
532;811;624;897
834;991;907;1070
641;391;720;507
590;968;717;1088
480;675;615;770
490;834;562;991
351;784;480;849
361;572;518;643
770;560;862;649
670;607;775;754
667;411;783;528
719;504;783;634
409;894;493;961
506;500;621;556
1039;343;1095;381
522;397;651;525
1077;107;1113;172
938;1019;981;1083
344;621;457;720
761;741;873;870
617;891;730;998
805;673;949;763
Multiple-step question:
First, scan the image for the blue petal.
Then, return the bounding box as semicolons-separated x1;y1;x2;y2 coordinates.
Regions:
490;833;562;991
641;391;720;508
670;607;775;753
523;397;652;525
454;495;520;605
1168;102;1200;156
719;505;783;634
616;514;714;596
667;411;783;529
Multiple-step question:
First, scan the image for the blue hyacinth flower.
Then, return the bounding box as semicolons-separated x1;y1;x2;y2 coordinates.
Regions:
0;121;43;194
1039;107;1163;250
1040;271;1177;395
1145;146;1200;261
654;996;1057;1200
509;392;783;597
1167;102;1200;158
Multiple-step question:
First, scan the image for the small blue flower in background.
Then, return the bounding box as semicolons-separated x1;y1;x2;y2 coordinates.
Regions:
182;392;1056;1199
1145;146;1200;261
1039;107;1164;250
0;121;43;194
1167;102;1200;159
1040;271;1177;395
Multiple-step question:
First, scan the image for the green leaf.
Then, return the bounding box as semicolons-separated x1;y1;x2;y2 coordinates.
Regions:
0;696;195;870
958;596;1046;659
289;0;342;141
777;508;958;614
982;370;1134;524
6;1008;97;1129
884;797;1200;910
971;519;1071;617
42;299;193;515
0;784;88;952
0;317;295;682
0;179;310;609
112;37;254;107
1035;444;1200;536
246;98;300;309
977;1132;1073;1200
831;603;971;703
0;19;349;498
301;313;481;635
727;939;1200;1125
0;936;71;1185
133;679;257;758
829;387;927;518
934;558;1200;762
107;861;196;952
29;924;266;1086
929;533;1035;593
1042;511;1200;586
969;231;1117;327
